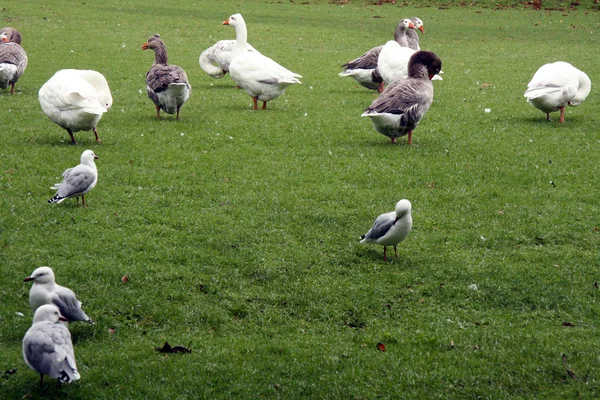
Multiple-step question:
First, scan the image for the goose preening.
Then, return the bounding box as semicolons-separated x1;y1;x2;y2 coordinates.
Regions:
524;61;591;123
48;150;99;207
199;38;259;79
360;199;413;261
38;69;112;143
0;27;22;44
23;305;80;386
223;14;302;110
338;18;415;92
24;266;94;324
0;31;28;94
142;34;191;119
362;50;442;144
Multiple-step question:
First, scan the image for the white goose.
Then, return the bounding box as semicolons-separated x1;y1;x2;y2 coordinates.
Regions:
360;199;413;261
362;51;442;144
223;14;302;110
199;39;259;79
524;61;591;123
38;69;112;143
0;31;28;94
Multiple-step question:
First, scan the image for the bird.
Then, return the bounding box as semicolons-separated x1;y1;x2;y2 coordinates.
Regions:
360;199;413;261
524;61;591;123
24;266;94;324
142;34;191;120
199;37;259;79
48;150;99;207
223;13;302;110
362;50;442;144
0;31;28;94
23;304;80;386
339;18;415;92
406;17;424;51
0;27;22;44
38;69;112;143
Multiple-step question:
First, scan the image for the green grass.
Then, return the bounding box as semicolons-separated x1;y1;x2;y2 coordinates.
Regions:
1;0;600;398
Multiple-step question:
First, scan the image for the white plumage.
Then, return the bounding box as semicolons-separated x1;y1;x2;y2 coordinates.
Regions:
48;150;99;206
38;69;112;143
22;304;80;385
360;199;413;261
24;266;94;324
223;14;301;110
199;39;258;79
524;61;591;123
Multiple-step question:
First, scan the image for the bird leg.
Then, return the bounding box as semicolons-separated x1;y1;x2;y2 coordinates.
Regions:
66;128;77;144
76;196;80;205
82;195;86;207
93;127;102;143
378;82;385;93
559;106;565;123
176;105;181;120
10;82;15;94
39;373;44;386
262;101;267;110
407;131;413;145
383;246;388;261
394;245;398;259
391;138;397;144
155;105;161;119
252;96;259;110
546;112;551;121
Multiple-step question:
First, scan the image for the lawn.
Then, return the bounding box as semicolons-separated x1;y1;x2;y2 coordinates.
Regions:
1;0;599;398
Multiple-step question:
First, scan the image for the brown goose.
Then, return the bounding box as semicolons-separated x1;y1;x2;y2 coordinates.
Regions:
339;18;416;92
142;34;191;120
362;50;442;144
406;18;424;51
0;31;28;94
0;27;22;44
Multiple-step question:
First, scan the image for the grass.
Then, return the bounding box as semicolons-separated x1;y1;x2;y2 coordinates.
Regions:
1;0;600;398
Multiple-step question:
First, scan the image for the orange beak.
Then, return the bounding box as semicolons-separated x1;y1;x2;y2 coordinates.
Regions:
141;43;148;50
1;38;8;43
408;22;415;29
223;19;230;25
419;26;425;33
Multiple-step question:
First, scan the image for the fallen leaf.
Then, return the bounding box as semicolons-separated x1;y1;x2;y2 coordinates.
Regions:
450;340;455;348
121;275;129;283
472;345;480;350
108;328;116;334
594;282;599;290
567;369;577;379
376;343;386;352
562;322;575;327
156;341;192;353
439;283;445;288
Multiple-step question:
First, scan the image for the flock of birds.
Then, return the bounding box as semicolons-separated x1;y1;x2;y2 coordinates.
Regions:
0;11;593;385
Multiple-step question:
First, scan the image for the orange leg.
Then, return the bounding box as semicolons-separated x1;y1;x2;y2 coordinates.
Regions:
10;82;15;94
558;106;565;123
407;131;413;145
93;127;101;143
378;81;385;93
262;101;267;110
252;97;259;110
155;105;161;119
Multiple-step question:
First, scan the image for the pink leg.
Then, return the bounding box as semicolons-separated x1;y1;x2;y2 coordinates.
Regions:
559;106;565;123
391;137;397;144
155;105;161;119
407;131;413;145
10;82;15;94
378;81;385;93
252;97;259;110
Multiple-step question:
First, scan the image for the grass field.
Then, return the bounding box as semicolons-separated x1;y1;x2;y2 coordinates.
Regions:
1;0;599;398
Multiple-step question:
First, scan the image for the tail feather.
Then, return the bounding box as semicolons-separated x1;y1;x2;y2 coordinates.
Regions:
48;194;66;204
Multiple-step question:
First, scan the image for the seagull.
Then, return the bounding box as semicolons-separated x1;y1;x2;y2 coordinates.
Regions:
22;304;80;386
48;150;98;207
360;199;413;261
24;266;94;324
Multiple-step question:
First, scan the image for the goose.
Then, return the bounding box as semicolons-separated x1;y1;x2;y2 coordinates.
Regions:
339;18;414;92
142;34;191;119
0;27;22;44
406;17;424;51
38;69;112;143
362;50;442;144
360;199;413;261
24;266;94;324
23;305;80;386
0;31;28;94
524;61;591;123
199;39;259;79
48;150;99;207
223;14;302;110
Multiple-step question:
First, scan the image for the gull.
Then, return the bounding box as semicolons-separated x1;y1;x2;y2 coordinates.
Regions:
360;199;413;261
24;266;94;324
48;150;98;206
22;304;80;386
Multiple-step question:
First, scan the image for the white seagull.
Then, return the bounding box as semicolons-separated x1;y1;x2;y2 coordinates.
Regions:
360;199;413;261
24;266;94;324
22;304;80;386
48;150;99;207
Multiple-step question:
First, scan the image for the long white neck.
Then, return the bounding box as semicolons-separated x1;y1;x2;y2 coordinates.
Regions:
234;21;248;50
571;70;591;106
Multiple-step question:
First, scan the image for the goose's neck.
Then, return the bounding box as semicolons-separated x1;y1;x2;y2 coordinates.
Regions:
234;23;248;50
393;26;407;44
408;63;428;80
572;70;591;105
153;43;168;65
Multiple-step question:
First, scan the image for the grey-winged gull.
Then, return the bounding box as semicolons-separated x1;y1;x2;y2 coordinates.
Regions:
48;150;98;206
24;266;94;324
360;199;413;261
22;304;80;385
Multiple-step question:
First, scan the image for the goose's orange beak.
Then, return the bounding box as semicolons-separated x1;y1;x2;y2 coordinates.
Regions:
419;26;425;33
223;19;230;25
408;22;415;29
141;43;148;50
